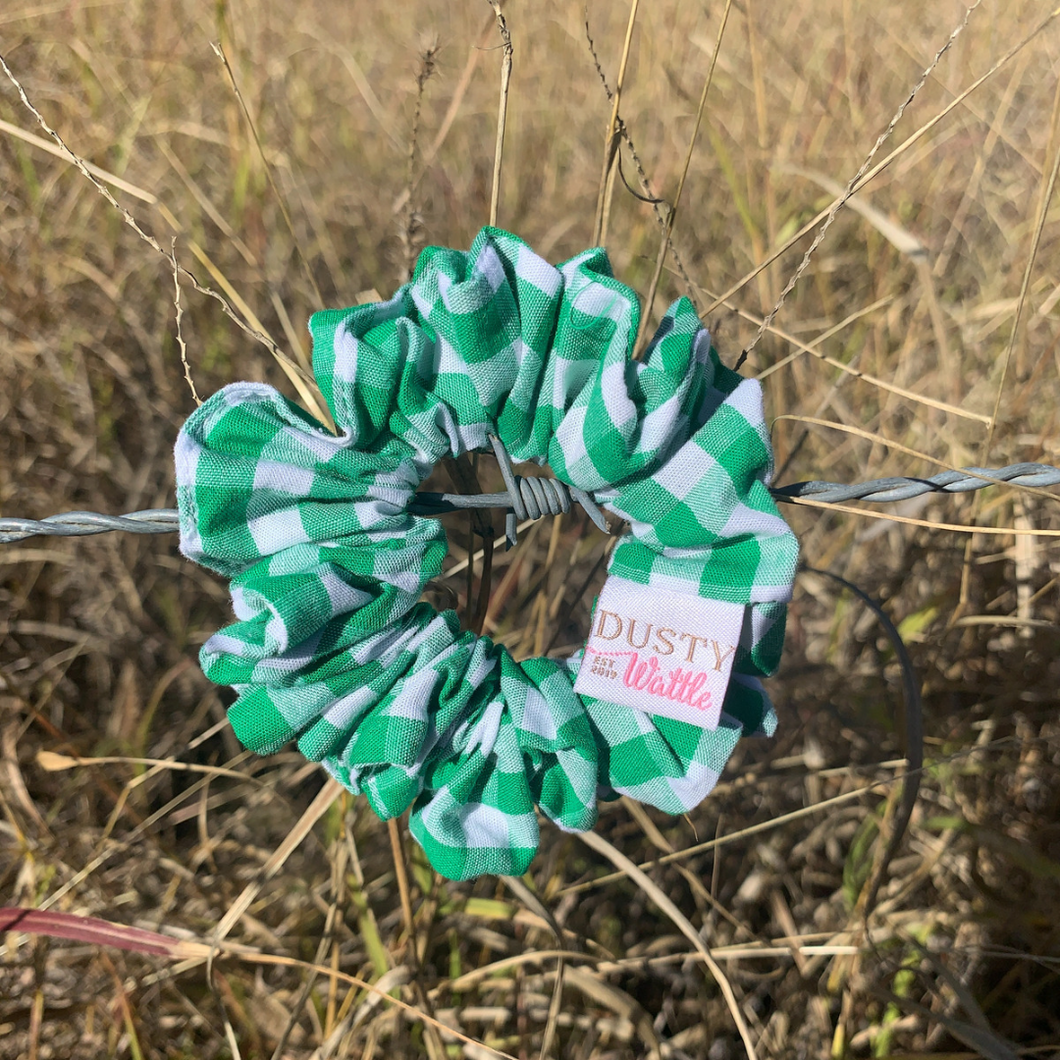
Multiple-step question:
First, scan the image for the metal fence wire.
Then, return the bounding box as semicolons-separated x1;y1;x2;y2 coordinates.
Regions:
2;461;1059;546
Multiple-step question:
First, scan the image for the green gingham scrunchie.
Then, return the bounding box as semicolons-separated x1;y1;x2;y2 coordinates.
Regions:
174;227;799;880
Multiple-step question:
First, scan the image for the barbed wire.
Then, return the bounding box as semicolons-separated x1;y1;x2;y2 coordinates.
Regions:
2;462;1059;546
0;509;181;543
769;461;1060;504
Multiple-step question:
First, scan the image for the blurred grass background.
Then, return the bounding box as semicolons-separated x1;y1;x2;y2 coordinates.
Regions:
2;0;1060;1057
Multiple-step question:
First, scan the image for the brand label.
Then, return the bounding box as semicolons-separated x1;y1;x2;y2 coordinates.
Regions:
573;577;745;729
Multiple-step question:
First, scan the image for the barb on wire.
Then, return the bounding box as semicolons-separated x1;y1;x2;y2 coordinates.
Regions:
3;462;1060;546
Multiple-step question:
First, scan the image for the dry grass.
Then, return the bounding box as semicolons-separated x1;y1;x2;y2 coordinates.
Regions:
2;0;1060;1056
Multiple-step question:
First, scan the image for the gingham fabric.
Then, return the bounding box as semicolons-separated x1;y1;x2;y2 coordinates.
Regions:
175;227;799;880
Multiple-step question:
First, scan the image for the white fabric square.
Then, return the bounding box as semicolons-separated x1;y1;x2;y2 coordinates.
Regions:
648;443;715;504
253;458;315;497
248;508;310;554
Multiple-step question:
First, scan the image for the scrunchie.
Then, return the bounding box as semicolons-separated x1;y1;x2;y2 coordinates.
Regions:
174;227;799;880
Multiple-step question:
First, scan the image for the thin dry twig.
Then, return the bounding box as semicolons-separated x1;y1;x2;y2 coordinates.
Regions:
233;950;522;1059
562;740;1019;896
578;828;759;1060
212;779;340;945
755;295;893;381
37;751;258;783
593;0;640;246
156;138;258;266
699;279;989;421
739;0;984;358
486;1;513;228
635;0;734;357
171;237;200;406
210;966;246;1060
537;953;566;1060
583;10;698;309
783;496;1060;537
0;905;518;1059
388;817;418;959
268;825;349;1060
0;115;157;202
210;40;324;307
705;0;1056;322
400;41;439;279
391;11;496;217
957;57;1060;611
0;49;333;428
440;519;536;580
386;817;447;1060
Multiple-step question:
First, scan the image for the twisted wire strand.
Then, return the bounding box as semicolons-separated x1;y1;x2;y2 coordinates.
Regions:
3;462;1060;545
0;510;180;543
769;462;1060;504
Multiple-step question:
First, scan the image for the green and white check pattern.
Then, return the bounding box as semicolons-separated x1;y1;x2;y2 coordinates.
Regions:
175;227;798;880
